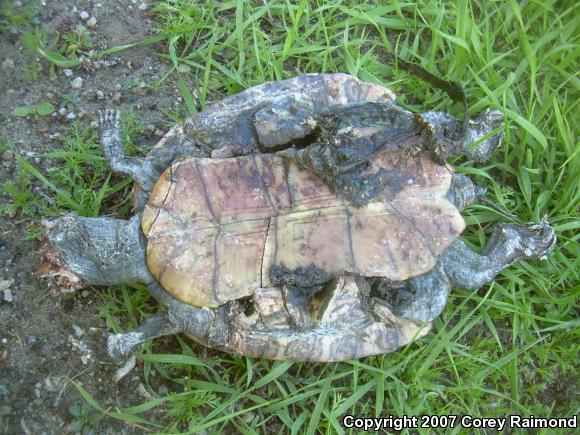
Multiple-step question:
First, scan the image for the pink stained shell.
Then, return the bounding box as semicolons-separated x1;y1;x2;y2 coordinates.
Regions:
142;150;465;308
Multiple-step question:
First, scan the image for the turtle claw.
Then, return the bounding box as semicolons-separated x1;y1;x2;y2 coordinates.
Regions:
99;108;121;133
516;218;557;260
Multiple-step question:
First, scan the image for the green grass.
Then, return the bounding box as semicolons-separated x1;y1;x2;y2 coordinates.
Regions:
3;0;578;433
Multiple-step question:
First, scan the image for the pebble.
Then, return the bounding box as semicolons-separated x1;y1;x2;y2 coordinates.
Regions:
66;112;76;120
95;90;104;100
44;377;56;392
135;82;147;95
177;64;190;74
27;336;37;345
1;58;14;70
0;279;13;291
79;11;89;20
63;68;73;77
58;107;67;116
2;150;14;161
71;77;83;89
71;324;83;338
157;385;168;395
3;289;12;302
112;91;121;102
81;289;89;298
138;2;147;10
87;17;97;28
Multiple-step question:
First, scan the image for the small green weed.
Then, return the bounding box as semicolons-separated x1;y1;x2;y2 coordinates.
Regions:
2;122;134;221
0;169;36;218
0;0;39;33
68;402;103;434
165;391;220;430
12;102;56;117
60;25;93;57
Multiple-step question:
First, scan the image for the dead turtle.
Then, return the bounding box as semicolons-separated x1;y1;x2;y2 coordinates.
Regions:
41;74;556;362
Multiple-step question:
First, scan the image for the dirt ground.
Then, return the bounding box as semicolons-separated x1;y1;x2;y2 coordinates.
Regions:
0;1;189;433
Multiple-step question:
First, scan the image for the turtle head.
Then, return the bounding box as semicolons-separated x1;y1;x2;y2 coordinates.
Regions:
41;213;151;290
418;109;505;163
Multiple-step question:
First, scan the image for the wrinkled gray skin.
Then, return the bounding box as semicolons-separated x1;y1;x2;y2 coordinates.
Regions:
43;76;556;361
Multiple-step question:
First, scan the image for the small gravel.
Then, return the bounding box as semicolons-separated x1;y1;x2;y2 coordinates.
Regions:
2;150;14;161
71;77;83;89
2;289;13;303
1;59;14;70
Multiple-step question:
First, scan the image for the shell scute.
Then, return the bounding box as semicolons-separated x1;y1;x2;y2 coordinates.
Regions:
143;150;465;308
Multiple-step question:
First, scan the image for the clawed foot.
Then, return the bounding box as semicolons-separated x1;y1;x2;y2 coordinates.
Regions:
98;108;156;196
84;327;116;362
85;327;136;362
486;218;557;261
99;108;122;144
86;328;138;381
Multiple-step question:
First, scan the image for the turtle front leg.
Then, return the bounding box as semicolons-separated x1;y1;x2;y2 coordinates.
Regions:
445;219;556;288
384;219;556;323
99;110;159;207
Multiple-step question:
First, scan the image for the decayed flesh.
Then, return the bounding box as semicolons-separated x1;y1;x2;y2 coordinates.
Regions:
106;277;432;361
142;148;465;308
177;276;432;361
159;73;397;156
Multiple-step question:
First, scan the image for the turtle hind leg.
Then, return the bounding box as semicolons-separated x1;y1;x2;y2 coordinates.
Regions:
106;312;182;361
382;219;556;323
99;109;158;206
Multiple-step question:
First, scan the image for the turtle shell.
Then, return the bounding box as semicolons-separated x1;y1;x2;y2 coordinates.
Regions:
141;149;465;308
